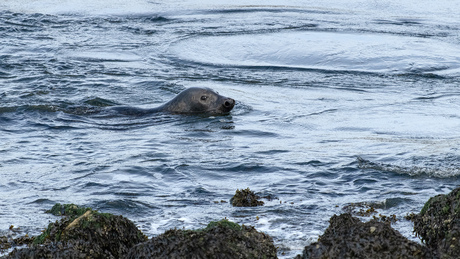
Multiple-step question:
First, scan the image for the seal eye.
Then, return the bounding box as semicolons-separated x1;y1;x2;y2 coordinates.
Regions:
200;96;208;101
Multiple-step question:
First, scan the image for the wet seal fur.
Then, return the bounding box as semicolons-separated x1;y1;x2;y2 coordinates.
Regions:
113;87;235;116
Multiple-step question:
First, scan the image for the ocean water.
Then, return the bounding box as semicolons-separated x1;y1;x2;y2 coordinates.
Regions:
1;0;460;257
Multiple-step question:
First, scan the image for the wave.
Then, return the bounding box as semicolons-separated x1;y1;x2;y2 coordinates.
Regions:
358;156;460;178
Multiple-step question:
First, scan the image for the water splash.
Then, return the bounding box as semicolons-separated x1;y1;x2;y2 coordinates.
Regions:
358;156;460;178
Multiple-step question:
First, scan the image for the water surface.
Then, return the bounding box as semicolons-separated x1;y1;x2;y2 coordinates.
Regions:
1;1;460;257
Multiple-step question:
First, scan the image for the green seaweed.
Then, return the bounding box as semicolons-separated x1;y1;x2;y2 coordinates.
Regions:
126;218;277;259
13;203;147;258
33;222;56;244
205;219;242;231
420;196;436;215
413;187;460;257
46;203;91;218
442;205;450;215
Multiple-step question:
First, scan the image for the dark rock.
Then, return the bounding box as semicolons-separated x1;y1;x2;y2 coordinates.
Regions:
342;201;378;216
413;187;460;258
342;202;399;223
0;235;34;251
1;226;35;255
230;188;264;207
6;204;147;258
127;219;277;259
296;213;431;259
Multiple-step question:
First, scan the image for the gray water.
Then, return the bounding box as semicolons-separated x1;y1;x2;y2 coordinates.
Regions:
1;0;460;257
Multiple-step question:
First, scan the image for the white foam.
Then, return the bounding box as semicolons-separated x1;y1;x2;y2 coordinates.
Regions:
66;51;142;62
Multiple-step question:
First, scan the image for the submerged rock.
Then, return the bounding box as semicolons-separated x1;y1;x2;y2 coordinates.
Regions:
342;202;398;223
413;187;460;258
296;213;431;259
6;204;147;258
230;188;264;207
0;231;34;254
127;219;277;259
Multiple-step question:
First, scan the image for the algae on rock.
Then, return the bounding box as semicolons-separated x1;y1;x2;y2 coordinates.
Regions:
413;187;460;258
7;204;147;259
127;219;277;259
46;203;92;217
230;188;264;207
296;213;431;259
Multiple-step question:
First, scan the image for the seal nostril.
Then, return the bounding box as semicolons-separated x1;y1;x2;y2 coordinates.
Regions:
224;99;235;108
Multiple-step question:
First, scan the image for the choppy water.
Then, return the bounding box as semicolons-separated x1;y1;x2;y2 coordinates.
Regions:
1;0;460;257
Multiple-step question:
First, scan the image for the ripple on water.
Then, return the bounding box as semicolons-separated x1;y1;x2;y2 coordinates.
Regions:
170;31;460;76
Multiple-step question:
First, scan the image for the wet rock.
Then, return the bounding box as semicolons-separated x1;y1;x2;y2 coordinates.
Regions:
342;201;378;216
45;203;92;217
412;187;460;258
342;202;398;223
230;188;264;207
0;236;9;252
6;204;147;258
0;226;35;255
295;213;431;259
127;219;277;259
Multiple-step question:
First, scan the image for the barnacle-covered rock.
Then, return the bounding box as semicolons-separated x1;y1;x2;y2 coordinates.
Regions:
412;187;460;258
296;213;431;259
0;232;34;254
127;219;277;258
6;204;147;258
230;188;264;207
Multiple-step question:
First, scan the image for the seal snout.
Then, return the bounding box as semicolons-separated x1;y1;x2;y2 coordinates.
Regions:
223;98;235;111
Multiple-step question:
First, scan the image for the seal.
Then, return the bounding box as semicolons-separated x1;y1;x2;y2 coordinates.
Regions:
112;87;235;115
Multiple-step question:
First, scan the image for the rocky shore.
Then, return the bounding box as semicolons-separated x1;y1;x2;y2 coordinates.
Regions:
1;187;460;258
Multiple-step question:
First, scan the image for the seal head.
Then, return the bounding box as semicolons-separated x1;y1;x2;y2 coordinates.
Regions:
158;87;235;115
